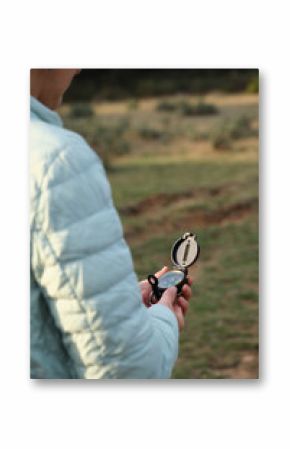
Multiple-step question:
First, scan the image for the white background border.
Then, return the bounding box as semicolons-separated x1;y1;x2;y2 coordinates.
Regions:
1;1;289;448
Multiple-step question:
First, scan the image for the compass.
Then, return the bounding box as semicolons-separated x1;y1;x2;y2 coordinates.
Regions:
148;232;200;304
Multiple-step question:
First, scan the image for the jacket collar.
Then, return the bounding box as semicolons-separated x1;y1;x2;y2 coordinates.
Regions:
30;96;63;128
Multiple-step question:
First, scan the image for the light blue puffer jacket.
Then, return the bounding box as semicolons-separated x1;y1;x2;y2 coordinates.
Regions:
30;96;178;379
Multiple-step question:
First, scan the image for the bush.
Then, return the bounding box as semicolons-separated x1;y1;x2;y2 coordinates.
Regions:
180;101;218;116
177;101;196;116
138;126;171;143
211;130;232;150
194;102;219;116
211;115;255;150
228;115;254;139
156;99;218;116
138;127;163;140
89;119;130;156
156;100;179;112
179;100;218;116
113;117;130;135
69;102;94;118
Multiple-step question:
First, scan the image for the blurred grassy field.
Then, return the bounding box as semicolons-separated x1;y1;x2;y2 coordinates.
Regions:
60;92;259;379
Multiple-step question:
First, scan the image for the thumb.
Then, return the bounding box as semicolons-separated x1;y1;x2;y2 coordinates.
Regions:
155;266;169;277
159;286;178;307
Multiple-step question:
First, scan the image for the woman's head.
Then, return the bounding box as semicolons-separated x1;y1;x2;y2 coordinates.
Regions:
30;69;81;110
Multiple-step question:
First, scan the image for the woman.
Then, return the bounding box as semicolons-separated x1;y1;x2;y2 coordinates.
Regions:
30;69;192;379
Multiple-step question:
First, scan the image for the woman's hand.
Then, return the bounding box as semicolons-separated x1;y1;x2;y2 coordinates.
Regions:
159;281;192;331
139;267;193;330
139;266;169;307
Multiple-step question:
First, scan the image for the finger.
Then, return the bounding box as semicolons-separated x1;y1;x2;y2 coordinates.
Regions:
181;284;192;301
139;280;148;293
143;296;151;307
187;276;193;286
173;304;185;331
139;281;149;296
159;286;178;307
140;266;168;292
176;296;189;315
139;266;169;302
155;266;169;278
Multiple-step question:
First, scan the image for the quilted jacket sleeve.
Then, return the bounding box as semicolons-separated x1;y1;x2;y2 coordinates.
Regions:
31;131;179;379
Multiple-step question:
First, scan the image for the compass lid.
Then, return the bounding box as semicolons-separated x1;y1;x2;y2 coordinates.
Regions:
171;232;200;268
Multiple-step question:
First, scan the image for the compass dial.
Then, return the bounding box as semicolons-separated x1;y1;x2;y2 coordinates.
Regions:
158;270;184;289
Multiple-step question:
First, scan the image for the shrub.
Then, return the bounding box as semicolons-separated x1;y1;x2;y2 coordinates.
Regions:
179;100;218;116
89;120;131;156
138;127;163;140
211;115;255;150
156;100;179;112
211;130;232;150
193;102;219;116
138;126;171;143
69;102;94;118
156;99;218;116
228;115;254;139
177;101;196;116
115;117;130;135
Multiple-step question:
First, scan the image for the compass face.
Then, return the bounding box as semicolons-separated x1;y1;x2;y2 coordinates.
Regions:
158;270;185;289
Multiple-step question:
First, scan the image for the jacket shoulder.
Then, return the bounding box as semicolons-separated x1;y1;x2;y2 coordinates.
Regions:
30;120;104;196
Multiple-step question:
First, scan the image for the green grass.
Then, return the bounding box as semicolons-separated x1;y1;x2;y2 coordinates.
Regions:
130;221;258;379
109;159;258;379
109;161;258;206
